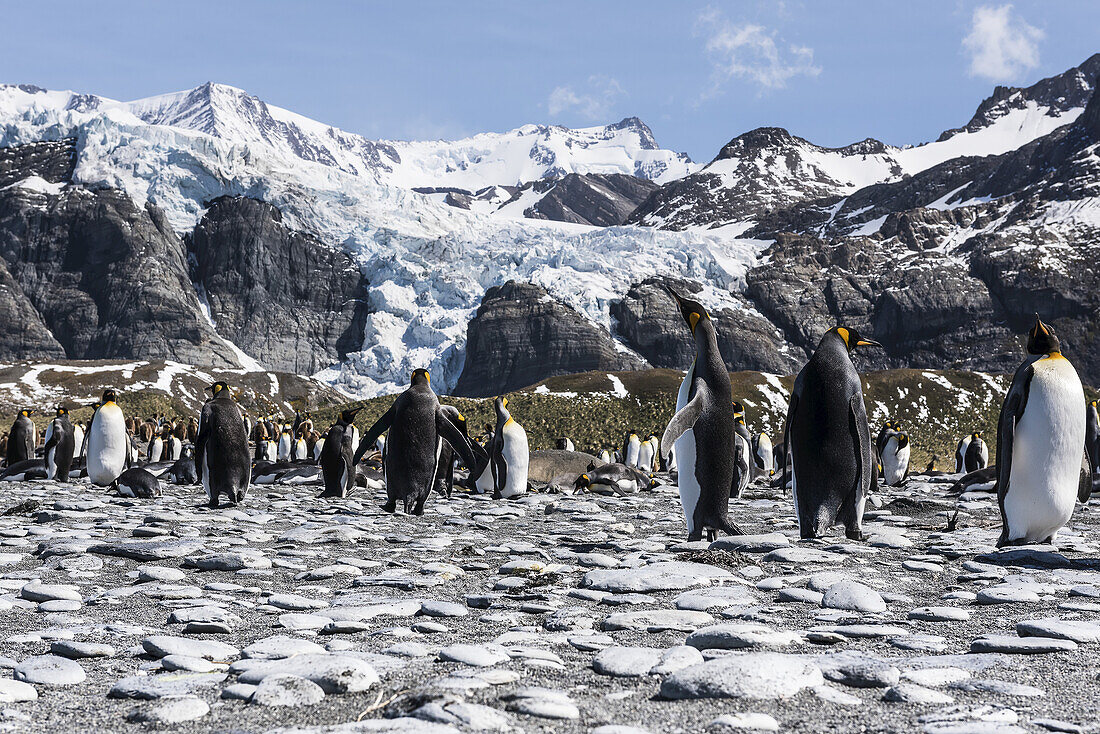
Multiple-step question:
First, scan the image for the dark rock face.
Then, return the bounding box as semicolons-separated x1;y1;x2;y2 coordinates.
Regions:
453;281;645;397
186;196;371;375
610;278;801;374
523;173;659;226
0;139;76;188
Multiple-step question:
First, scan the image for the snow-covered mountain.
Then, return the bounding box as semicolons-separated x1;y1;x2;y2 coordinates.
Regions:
1;53;1099;398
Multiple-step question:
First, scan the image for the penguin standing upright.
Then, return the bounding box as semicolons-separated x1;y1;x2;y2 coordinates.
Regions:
623;433;641;468
148;429;164;463
637;436;655;474
996;317;1088;546
660;289;743;541
86;390;130;487
730;403;751;496
293;431;309;462
784;327;881;540
876;421;900;465
965;432;989;473
165;426;182;462
73;421;85;459
434;406;475;498
752;432;775;477
954;434;973;473
6;409;35;465
320;407;363;498
647;434;661;472
44;406;75;483
195;382;251;508
881;430;910;487
491;396;530;499
354;369;482;515
1087;400;1099;481
599;448;612;464
277;427;292;462
555;437;576;452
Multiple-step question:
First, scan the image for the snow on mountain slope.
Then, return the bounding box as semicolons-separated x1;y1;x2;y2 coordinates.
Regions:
0;82;745;398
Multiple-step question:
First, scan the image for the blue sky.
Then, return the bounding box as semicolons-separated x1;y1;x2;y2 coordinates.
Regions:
2;1;1098;161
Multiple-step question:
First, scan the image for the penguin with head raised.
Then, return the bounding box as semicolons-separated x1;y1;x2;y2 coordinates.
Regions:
319;407;363;498
954;434;973;473
6;409;35;465
637;435;655;474
86;390;130;487
996;316;1088;546
785;326;881;540
435;406;481;498
660;288;744;541
353;369;483;515
876;420;900;464
598;448;612;464
196;382;251;508
164;425;182;462
277;425;292;462
490;396;529;499
965;432;988;473
44;406;75;483
293;429;309;462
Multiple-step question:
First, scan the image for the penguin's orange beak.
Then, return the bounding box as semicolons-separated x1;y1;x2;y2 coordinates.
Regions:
855;338;882;348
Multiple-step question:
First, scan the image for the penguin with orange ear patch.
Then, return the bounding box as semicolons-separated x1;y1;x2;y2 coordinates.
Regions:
785;326;881;540
660;288;744;542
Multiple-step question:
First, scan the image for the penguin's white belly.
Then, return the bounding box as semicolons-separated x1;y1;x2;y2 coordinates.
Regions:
87;405;128;486
1004;358;1086;543
756;438;774;474
314;439;325;461
294;441;307;460
882;439;909;486
638;443;655;472
73;427;84;457
149;439;163;463
625;441;640;468
278;437;291;461
674;363;700;534
46;447;57;480
168;437;181;461
202;451;212;501
265;442;277;462
499;422;529;498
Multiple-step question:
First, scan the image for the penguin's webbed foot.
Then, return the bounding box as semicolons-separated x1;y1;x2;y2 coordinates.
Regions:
845;528;866;542
383;499;397;513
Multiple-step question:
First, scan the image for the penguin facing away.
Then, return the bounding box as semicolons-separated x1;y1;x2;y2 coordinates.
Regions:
784;326;881;540
86;391;130;487
660;288;743;541
320;407;363;498
965;432;988;473
195;382;251;508
44;406;75;483
353;369;482;515
7;409;35;465
491;396;530;499
996;317;1088;547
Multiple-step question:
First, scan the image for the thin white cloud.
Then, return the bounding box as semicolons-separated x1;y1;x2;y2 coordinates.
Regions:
697;7;821;96
547;76;624;120
963;4;1043;81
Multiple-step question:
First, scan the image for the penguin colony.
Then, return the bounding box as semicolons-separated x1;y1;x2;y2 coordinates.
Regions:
0;302;1095;549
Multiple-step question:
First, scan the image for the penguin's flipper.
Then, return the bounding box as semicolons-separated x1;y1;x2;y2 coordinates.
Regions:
996;364;1034;536
838;393;871;537
354;406;395;465
660;386;708;458
781;377;801;497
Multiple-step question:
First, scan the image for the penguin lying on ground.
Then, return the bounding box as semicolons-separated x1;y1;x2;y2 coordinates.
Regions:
996;316;1089;546
555;437;575;452
784;326;881;540
354;369;483;515
0;459;46;481
167;445;198;485
116;467;161;498
661;288;743;541
574;463;657;496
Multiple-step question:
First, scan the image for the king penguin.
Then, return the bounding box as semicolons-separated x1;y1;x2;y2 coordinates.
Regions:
354;369;482;515
44;406;75;483
86;390;130;487
965;432;988;473
623;432;641;468
637;436;655;474
730;402;751;496
752;431;774;477
784;326;881;540
491;396;530;499
660;289;743;541
319;407;362;498
954;434;973;473
6;409;35;465
277;426;293;462
996;316;1088;546
881;430;910;487
195;382;251;508
1087;399;1099;483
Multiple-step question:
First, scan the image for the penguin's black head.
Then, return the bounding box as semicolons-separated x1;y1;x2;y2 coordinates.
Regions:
339;407;363;424
732;401;745;416
55;406;67;417
207;381;229;396
90;401;101;411
102;389;117;404
411;369;430;386
1027;315;1060;355
574;473;591;492
666;288;710;335
19;408;32;417
495;396;508;413
831;327;882;352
